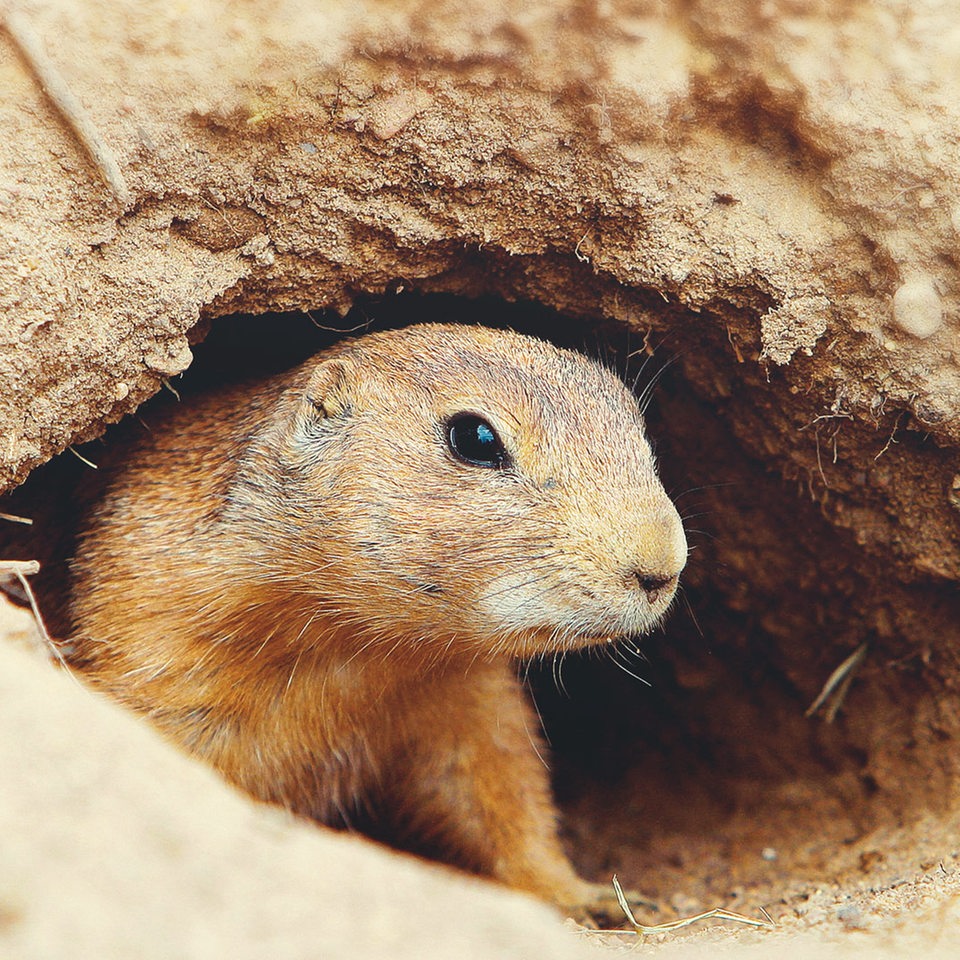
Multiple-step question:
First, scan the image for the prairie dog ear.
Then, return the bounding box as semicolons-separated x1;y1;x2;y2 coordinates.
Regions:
301;357;354;421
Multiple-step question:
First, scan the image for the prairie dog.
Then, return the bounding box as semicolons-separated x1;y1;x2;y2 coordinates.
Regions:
66;323;687;918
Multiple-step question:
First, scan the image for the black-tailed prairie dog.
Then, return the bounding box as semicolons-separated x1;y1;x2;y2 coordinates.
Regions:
64;323;687;919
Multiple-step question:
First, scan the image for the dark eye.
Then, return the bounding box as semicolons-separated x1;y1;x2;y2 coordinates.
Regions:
446;414;508;469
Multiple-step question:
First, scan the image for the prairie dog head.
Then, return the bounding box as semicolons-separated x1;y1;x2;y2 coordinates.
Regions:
239;323;686;659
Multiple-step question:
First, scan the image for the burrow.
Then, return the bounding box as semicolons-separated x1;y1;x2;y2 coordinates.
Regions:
5;276;960;925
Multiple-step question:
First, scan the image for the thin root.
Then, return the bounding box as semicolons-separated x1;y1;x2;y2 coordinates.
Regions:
68;445;99;469
0;559;74;674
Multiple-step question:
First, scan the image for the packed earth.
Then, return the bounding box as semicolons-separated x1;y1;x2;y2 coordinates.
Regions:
2;1;959;957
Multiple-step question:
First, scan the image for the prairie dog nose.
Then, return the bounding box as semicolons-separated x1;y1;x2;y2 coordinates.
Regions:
634;571;680;605
625;505;687;604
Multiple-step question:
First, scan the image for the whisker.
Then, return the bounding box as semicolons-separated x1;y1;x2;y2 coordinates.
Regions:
668;481;738;501
481;571;558;604
678;587;704;638
607;644;652;686
636;355;680;415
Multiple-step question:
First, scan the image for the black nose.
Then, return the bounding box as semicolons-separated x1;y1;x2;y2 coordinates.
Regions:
635;572;678;605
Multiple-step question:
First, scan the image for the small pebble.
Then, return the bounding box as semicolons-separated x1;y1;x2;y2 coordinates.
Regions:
949;475;960;512
761;847;778;862
892;277;943;339
837;903;864;929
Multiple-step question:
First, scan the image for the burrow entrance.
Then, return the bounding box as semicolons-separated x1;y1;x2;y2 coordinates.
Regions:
8;291;960;928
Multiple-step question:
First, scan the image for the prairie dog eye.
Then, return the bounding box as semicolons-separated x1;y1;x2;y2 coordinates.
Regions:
446;414;508;469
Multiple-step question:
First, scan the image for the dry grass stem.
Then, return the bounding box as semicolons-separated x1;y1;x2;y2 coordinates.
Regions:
610;875;774;936
0;559;40;577
4;7;131;205
0;559;73;672
805;642;869;723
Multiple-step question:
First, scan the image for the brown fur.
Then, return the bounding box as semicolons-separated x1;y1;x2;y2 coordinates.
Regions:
65;324;687;916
